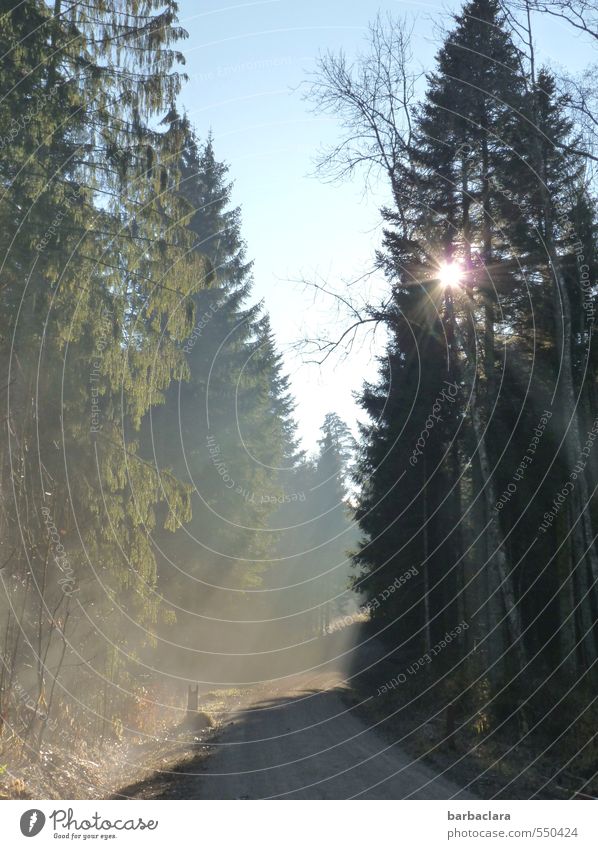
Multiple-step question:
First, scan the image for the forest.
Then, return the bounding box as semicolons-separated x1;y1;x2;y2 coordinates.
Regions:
0;0;597;803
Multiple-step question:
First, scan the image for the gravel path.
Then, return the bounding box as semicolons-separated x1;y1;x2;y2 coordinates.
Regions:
191;672;475;800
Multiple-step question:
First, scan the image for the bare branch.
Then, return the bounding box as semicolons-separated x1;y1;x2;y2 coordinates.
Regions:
304;12;421;209
289;269;391;366
523;0;598;40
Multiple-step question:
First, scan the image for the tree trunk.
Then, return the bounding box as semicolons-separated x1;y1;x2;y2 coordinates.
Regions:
452;313;526;674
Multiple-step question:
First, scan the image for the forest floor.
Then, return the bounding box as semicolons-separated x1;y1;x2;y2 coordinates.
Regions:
0;689;235;800
2;632;592;800
2;670;472;800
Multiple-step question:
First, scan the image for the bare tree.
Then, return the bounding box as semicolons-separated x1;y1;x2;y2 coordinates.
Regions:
298;14;421;356
560;66;598;169
305;13;421;208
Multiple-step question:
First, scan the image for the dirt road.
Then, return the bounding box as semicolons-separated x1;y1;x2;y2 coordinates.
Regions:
189;672;473;800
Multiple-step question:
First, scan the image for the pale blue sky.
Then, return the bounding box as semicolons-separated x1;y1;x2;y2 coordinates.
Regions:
177;0;594;450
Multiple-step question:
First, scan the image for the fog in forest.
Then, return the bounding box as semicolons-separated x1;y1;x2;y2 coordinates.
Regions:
1;0;598;806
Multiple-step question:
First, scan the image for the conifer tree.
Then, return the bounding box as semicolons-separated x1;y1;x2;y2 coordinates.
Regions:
0;0;206;743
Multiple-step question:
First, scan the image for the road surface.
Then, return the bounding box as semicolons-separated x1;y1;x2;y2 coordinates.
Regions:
190;672;474;800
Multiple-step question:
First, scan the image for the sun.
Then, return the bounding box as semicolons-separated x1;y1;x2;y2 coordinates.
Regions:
438;261;463;288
